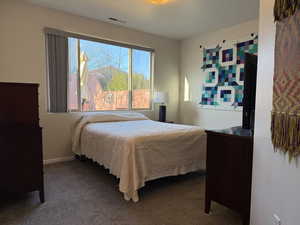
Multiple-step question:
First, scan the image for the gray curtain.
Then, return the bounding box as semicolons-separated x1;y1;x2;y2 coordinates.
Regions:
46;33;68;113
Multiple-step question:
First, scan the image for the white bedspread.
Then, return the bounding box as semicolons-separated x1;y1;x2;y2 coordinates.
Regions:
72;113;206;202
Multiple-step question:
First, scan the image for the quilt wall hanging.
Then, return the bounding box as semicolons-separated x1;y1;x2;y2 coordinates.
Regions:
199;35;258;111
272;0;300;160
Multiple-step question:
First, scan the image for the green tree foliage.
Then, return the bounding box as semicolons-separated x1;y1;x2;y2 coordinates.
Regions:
107;71;128;91
107;70;149;91
132;73;150;89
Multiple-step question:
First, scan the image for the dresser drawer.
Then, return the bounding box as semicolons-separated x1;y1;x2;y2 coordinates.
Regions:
205;127;253;225
0;126;43;193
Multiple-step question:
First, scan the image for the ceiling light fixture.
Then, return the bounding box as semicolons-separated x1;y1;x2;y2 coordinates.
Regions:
149;0;170;5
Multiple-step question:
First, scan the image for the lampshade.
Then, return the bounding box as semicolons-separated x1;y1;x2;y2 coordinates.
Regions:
153;91;169;104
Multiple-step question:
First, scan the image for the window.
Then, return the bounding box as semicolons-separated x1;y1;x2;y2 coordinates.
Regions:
45;28;154;113
67;37;153;112
132;49;152;109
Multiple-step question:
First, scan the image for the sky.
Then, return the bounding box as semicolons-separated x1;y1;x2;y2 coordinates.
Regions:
69;38;151;79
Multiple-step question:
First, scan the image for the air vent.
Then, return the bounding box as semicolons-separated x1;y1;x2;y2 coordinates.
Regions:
108;17;126;24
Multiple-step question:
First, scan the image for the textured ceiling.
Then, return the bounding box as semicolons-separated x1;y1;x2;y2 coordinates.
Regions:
25;0;259;40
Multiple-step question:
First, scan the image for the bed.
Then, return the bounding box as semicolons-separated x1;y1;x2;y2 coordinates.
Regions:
72;112;206;202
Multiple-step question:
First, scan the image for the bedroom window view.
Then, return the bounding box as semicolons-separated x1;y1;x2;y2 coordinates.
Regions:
132;49;151;109
68;38;152;112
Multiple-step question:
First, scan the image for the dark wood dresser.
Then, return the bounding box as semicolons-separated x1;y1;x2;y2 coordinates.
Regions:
0;82;44;203
205;127;253;225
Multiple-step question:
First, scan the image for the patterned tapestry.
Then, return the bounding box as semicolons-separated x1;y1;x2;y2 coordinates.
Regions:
200;35;258;111
272;1;300;160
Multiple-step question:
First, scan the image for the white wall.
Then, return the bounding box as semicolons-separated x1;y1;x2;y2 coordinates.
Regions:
0;0;180;160
179;20;258;129
250;0;300;224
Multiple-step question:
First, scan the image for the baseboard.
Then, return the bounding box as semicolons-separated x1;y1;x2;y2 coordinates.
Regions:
43;156;75;165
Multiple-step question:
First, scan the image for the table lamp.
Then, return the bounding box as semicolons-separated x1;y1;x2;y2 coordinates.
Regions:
153;91;169;122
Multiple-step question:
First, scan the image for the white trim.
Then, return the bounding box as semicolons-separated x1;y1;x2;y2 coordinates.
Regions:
43;156;75;165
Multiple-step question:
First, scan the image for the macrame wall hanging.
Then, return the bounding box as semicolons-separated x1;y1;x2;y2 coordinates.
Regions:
272;0;300;160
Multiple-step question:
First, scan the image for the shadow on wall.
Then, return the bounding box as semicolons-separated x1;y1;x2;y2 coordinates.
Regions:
180;102;200;125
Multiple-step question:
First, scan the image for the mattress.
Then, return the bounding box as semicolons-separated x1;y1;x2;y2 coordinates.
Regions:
72;112;206;202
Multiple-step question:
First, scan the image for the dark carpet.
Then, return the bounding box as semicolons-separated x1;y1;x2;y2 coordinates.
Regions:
0;160;241;225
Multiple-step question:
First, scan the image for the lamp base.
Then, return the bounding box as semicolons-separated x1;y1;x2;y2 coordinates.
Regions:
159;105;166;122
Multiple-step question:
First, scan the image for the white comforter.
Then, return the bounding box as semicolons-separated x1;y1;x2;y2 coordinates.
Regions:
72;112;206;202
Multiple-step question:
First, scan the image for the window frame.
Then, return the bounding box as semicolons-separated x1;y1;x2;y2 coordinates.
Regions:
45;28;155;113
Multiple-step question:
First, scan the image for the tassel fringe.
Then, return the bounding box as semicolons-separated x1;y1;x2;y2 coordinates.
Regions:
271;111;300;161
274;0;300;21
